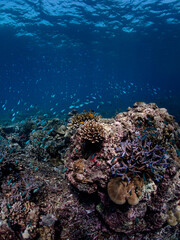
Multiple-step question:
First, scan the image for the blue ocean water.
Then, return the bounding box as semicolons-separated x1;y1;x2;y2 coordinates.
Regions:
0;0;180;122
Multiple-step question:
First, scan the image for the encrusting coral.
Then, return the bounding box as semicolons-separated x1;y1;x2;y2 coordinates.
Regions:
107;176;144;205
167;210;178;226
167;203;180;226
174;205;180;222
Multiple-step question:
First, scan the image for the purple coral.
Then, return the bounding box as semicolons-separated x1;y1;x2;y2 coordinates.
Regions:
111;133;170;182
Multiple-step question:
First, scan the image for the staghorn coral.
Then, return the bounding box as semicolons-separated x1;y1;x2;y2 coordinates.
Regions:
68;111;101;129
110;133;170;182
107;176;144;205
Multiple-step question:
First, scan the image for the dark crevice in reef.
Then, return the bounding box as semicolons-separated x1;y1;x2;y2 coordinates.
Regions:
81;141;103;159
71;184;100;206
10;223;24;240
54;220;62;240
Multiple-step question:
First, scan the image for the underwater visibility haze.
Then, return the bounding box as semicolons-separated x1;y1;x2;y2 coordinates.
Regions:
0;1;180;240
0;0;180;121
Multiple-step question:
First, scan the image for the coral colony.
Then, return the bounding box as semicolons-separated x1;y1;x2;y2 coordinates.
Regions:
0;102;180;239
110;134;169;183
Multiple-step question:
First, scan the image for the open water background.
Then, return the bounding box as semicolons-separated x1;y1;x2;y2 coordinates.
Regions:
0;0;180;122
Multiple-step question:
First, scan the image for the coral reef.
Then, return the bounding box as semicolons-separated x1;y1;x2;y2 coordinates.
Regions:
0;102;179;240
68;111;101;129
65;102;180;234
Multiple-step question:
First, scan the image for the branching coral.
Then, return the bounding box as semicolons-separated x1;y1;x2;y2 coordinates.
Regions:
111;133;169;182
68;112;101;129
74;120;106;157
107;176;144;205
78;120;105;144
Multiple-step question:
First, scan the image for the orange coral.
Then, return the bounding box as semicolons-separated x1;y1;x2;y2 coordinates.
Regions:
69;112;100;129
